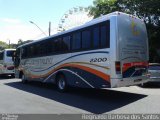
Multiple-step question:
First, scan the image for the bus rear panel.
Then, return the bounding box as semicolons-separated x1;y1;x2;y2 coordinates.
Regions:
111;12;149;88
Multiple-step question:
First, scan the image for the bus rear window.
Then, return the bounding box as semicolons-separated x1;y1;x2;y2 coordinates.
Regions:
6;51;14;57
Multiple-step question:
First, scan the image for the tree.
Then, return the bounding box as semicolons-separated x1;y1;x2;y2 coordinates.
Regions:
89;0;119;18
0;41;9;51
17;39;23;46
89;0;160;62
17;39;33;47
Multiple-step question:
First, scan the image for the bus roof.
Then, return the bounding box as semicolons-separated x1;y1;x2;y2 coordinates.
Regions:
4;49;16;51
18;11;140;48
0;49;16;52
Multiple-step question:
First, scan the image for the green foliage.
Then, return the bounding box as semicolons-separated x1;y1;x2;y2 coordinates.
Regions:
17;39;33;47
0;39;33;51
89;0;119;18
89;0;160;62
0;41;9;51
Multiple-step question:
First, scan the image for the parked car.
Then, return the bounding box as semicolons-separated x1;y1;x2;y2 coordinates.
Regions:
148;63;160;83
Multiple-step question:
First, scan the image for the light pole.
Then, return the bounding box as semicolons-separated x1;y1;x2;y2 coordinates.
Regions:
49;21;51;36
29;21;47;36
7;39;10;48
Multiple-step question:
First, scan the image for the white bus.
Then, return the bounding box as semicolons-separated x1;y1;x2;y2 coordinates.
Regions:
0;49;15;77
14;12;149;91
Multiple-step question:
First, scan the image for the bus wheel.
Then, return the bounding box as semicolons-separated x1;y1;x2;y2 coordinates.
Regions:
22;74;28;84
56;74;67;92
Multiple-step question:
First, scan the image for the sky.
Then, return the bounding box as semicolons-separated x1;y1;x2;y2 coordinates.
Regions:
0;0;94;44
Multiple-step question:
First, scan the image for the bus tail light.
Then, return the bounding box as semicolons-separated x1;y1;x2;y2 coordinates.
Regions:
115;61;121;74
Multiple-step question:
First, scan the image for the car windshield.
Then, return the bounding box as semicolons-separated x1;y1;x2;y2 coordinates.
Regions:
6;50;15;57
149;65;160;70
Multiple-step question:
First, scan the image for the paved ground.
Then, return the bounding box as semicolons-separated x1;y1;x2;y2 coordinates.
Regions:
0;77;160;114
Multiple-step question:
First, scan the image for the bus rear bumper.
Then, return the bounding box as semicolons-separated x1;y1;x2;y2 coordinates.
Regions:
111;75;149;88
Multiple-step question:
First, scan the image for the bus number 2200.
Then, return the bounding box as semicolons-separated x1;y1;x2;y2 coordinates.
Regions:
90;58;107;63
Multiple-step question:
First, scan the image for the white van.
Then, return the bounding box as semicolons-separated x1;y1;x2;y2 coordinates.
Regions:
0;49;16;77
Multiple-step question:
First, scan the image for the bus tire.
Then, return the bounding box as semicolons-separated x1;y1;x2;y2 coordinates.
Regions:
56;74;67;92
21;73;28;84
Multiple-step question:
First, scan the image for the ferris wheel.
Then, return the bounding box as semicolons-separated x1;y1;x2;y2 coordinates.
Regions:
58;6;93;32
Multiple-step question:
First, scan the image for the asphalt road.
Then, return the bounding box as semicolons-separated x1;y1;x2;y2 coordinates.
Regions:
0;77;160;114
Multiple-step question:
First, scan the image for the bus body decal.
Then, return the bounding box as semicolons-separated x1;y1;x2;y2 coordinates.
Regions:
122;62;148;78
123;62;148;72
27;63;110;82
28;51;109;72
43;68;95;88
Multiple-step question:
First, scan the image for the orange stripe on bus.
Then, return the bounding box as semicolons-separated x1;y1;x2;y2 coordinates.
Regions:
67;64;110;82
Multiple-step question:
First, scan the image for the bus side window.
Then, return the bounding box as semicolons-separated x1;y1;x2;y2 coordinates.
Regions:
29;45;34;57
54;38;62;52
22;47;27;59
46;40;53;54
72;32;81;50
100;25;107;48
93;26;100;48
100;21;110;48
62;36;71;51
40;42;48;56
82;29;91;49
